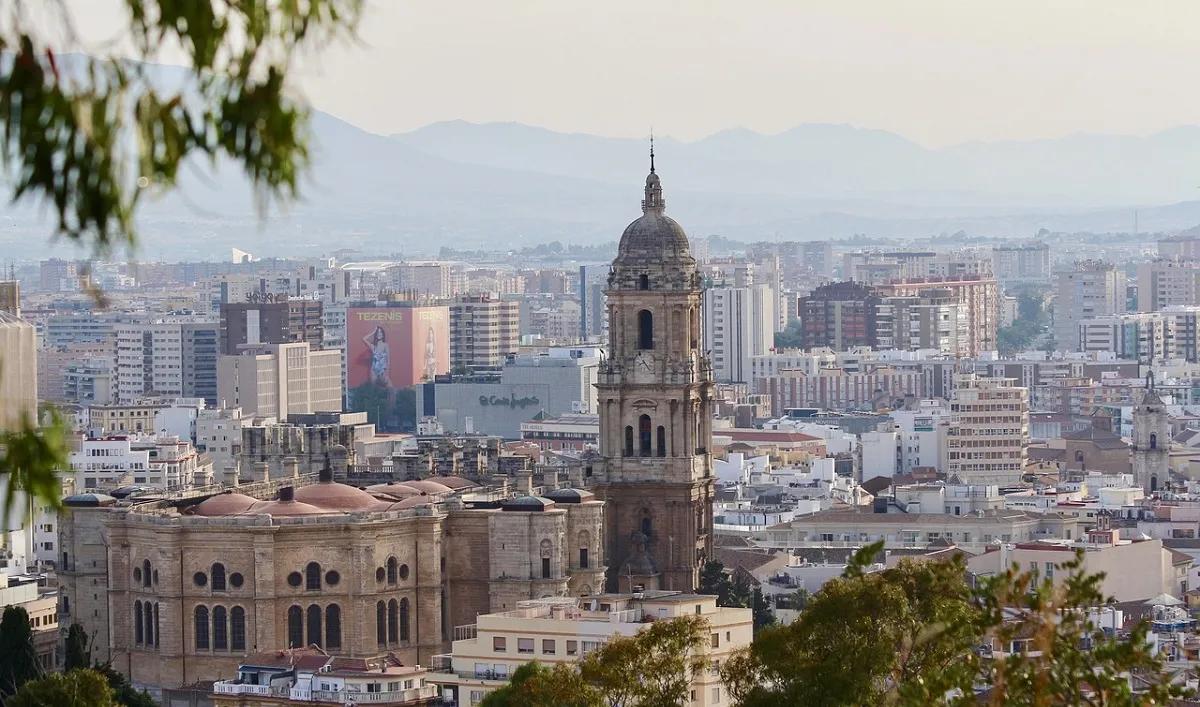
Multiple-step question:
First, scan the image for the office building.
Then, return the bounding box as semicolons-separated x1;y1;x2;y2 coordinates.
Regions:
217;342;342;418
219;299;324;355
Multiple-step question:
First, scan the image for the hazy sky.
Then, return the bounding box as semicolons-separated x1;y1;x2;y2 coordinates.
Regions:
64;1;1200;147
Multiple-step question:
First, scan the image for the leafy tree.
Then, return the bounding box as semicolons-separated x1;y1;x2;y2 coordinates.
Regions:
348;382;391;427
63;624;90;672
750;587;775;634
0;0;362;521
721;542;1190;706
773;319;804;349
579;614;708;707
392;386;417;432
0;606;39;697
699;560;737;606
480;662;600;707
92;663;156;707
7;668;116;707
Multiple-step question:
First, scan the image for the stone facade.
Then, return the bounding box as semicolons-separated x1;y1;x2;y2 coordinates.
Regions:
1132;384;1171;494
58;475;606;695
594;156;715;592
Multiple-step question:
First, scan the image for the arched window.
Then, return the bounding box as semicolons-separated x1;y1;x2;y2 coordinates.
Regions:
230;607;246;651
306;604;322;648
142;559;151;588
624;426;634;457
211;563;226;591
1150;433;1158;450
399;598;410;642
540;539;553;579
656;425;666;457
325;605;342;650
637;309;654;349
578;530;591;569
387;600;398;644
154;603;160;648
134;601;143;644
212;606;228;650
287;605;303;648
641;513;652;538
638;274;649;291
376;601;387;646
194;606;209;650
144;602;154;647
305;562;321;591
386;557;398;584
1151;475;1159;492
639;415;652;456
1074;450;1085;463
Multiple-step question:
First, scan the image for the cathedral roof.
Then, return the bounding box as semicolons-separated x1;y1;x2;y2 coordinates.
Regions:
294;480;387;511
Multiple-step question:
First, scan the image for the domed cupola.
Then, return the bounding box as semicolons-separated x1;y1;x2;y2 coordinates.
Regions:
611;139;697;290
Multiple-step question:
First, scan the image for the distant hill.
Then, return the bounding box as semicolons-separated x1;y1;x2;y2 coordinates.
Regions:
10;74;1200;259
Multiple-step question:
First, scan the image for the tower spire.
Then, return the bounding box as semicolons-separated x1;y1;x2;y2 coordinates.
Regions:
642;133;665;213
650;131;655;174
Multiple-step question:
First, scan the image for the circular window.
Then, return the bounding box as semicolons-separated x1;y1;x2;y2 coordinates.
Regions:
287;572;303;588
375;567;385;583
399;564;410;581
133;567;142;583
325;570;340;586
193;572;207;587
230;572;244;588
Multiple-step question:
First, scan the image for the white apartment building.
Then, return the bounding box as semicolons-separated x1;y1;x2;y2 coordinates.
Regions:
1054;262;1125;352
860;430;898;480
749;349;836;383
946;374;1029;486
1078;312;1173;363
217;342;342;418
429;592;752;707
1137;258;1200;312
69;435;211;490
890;400;951;473
195;406;255;481
114;318;218;405
703;284;776;384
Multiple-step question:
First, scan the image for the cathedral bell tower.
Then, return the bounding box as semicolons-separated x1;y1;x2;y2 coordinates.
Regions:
595;144;715;592
1132;375;1170;494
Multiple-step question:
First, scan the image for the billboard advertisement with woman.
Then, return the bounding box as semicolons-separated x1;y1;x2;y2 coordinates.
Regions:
347;306;449;389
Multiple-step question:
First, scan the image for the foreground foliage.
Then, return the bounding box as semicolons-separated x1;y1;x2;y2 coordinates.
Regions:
720;543;1188;706
0;1;361;521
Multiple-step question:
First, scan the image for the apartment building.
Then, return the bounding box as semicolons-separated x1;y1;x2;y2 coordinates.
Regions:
875;289;969;356
703;283;776;383
429;592;752;707
946;374;1029;486
114;318;219;405
217;342;342;418
0;312;37;431
797;281;880;350
755;367;927;416
877;275;999;356
992;242;1051;285
1053;262;1126;352
1137;258;1200;311
68;434;211;490
392;261;453;298
449;294;520;372
1078;312;1173;363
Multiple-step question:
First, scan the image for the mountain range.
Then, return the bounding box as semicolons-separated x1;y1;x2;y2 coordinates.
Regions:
9;107;1200;260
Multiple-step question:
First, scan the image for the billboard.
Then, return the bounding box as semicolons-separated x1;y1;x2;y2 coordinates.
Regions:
347;305;449;390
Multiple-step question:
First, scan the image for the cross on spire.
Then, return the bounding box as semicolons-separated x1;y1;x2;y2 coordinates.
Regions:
649;131;655;174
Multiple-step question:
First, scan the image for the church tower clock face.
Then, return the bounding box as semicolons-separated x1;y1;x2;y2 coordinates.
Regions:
594;145;715;593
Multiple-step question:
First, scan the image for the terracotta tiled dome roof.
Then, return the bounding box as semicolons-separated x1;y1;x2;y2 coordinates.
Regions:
399;480;453;495
192;492;259;517
295;480;384;511
434;476;479;490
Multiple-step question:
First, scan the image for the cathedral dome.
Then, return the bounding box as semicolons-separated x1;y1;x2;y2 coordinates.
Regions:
613;143;694;268
616;212;692;263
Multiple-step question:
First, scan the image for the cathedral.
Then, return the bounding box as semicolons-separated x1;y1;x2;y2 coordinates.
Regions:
595;147;716;592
